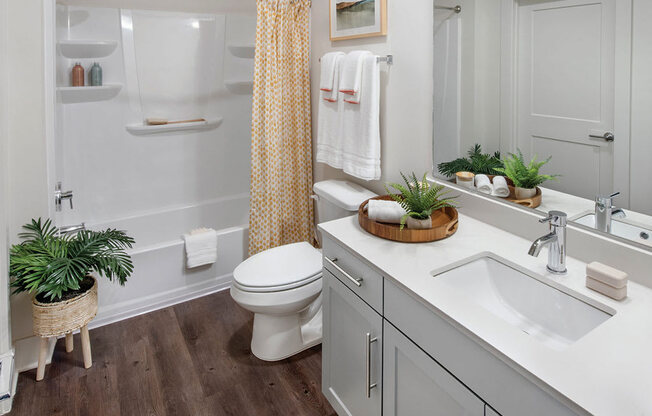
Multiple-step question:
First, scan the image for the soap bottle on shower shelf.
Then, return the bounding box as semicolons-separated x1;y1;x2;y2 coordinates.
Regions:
72;62;84;87
89;62;103;86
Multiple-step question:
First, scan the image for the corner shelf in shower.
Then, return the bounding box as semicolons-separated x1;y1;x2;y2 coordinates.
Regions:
227;44;255;59
58;40;118;59
57;84;122;104
224;80;254;95
125;117;223;136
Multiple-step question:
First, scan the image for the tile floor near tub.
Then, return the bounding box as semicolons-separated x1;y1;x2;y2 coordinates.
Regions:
11;291;336;416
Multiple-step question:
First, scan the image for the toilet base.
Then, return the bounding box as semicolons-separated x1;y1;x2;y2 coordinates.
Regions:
251;304;323;361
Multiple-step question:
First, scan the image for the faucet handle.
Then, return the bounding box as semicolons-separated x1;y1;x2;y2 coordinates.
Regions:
596;191;620;205
539;210;567;227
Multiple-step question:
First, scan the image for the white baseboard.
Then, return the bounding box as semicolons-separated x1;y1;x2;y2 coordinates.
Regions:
89;273;233;329
13;274;233;373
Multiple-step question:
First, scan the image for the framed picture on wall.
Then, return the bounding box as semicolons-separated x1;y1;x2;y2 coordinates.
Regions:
329;0;387;41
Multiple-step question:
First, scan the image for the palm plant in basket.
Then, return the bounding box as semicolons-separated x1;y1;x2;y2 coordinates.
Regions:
10;217;135;375
385;172;459;230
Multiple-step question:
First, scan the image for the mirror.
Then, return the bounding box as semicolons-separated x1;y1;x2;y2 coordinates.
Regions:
432;0;652;250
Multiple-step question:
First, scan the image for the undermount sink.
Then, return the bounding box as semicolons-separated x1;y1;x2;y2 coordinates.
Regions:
432;253;613;351
573;213;652;247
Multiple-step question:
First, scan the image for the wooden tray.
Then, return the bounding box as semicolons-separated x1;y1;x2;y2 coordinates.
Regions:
358;196;459;243
504;186;542;208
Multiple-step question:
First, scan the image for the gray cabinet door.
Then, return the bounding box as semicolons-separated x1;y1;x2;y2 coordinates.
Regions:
383;321;485;416
322;269;382;416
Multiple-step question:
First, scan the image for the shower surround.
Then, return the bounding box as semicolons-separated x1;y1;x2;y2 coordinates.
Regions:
48;5;255;332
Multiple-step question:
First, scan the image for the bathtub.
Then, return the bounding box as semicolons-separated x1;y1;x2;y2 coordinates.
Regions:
85;194;249;329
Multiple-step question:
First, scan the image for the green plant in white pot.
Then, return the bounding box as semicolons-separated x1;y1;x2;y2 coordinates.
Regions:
494;150;559;199
385;172;458;230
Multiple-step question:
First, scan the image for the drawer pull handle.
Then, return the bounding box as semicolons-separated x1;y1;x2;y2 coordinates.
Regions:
325;257;363;287
365;332;378;398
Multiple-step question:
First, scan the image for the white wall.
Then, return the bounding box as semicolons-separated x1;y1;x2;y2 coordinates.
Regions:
0;0;12;356
630;0;652;216
58;0;255;14
311;0;434;194
311;0;502;192
6;0;50;345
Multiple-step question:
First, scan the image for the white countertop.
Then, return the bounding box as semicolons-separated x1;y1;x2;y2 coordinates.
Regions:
319;214;652;416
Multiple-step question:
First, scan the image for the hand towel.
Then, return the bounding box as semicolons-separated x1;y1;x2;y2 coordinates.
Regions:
319;52;345;101
339;54;381;180
183;228;217;268
492;176;510;198
323;53;344;102
339;51;371;96
475;174;493;195
366;200;407;224
316;60;345;169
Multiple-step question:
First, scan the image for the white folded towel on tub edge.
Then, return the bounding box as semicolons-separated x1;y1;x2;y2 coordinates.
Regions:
183;227;217;268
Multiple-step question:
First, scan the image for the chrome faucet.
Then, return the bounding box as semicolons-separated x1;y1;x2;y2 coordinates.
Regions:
595;192;626;233
529;210;567;274
54;182;74;212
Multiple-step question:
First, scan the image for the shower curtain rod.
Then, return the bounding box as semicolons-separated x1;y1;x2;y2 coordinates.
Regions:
434;5;462;13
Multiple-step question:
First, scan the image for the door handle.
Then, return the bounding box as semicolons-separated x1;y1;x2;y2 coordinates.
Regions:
365;332;378;398
589;132;615;142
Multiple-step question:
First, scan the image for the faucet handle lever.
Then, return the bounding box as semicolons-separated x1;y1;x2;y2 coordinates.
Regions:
610;191;621;199
540;210;567;227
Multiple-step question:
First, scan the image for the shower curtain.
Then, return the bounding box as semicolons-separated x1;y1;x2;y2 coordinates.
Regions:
248;0;314;256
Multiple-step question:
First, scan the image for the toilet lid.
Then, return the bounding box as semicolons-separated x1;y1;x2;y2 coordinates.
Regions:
233;242;322;292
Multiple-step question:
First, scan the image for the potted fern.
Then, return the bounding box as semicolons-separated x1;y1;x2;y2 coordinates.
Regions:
9;218;134;378
494;150;559;199
437;144;504;177
385;172;458;229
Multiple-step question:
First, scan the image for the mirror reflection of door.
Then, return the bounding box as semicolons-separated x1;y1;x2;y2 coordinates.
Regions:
516;0;616;200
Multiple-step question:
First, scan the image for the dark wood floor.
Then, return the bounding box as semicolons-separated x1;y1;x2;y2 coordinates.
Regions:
11;290;336;416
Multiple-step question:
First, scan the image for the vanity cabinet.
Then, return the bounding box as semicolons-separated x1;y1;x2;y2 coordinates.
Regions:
322;269;382;416
321;235;575;416
383;322;485;416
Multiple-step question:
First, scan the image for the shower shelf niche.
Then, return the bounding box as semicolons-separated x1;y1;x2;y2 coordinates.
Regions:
227;44;255;59
57;84;122;104
125;117;224;136
225;80;254;95
58;40;118;59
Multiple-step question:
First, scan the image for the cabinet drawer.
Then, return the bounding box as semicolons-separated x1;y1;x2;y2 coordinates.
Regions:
322;236;383;314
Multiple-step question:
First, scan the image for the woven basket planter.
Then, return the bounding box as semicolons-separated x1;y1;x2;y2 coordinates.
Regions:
32;277;98;338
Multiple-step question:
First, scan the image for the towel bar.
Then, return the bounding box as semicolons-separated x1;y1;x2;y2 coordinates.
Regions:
318;54;393;66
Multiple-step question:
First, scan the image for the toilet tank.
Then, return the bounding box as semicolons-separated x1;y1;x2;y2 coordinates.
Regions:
313;180;377;226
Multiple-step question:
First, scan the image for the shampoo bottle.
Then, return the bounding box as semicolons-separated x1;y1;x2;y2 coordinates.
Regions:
90;62;103;86
72;62;84;87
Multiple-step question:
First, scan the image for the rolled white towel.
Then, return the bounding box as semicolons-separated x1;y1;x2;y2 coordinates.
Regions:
366;200;407;224
492;176;510;198
183;228;217;268
475;174;493;195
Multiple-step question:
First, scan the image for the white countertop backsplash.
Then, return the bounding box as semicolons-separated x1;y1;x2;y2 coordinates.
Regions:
319;213;652;416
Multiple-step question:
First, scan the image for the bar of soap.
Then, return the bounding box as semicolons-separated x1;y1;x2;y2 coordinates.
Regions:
586;276;627;300
586;262;628;288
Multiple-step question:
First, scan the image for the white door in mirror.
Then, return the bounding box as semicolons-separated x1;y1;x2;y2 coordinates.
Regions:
517;0;615;200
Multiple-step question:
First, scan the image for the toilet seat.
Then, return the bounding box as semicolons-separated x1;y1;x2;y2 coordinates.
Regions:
233;242;322;293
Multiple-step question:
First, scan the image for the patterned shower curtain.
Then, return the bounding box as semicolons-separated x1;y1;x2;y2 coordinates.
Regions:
248;0;314;256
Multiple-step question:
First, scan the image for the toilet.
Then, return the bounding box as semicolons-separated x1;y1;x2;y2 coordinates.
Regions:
230;180;377;361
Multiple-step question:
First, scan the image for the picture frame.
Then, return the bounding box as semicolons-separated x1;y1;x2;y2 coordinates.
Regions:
329;0;387;41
